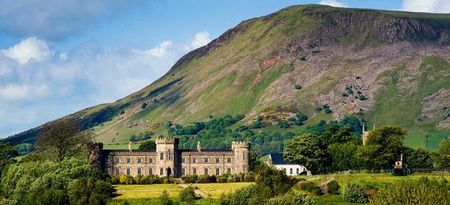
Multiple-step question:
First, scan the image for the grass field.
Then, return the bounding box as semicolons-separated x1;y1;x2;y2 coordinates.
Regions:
110;182;253;205
104;143;141;150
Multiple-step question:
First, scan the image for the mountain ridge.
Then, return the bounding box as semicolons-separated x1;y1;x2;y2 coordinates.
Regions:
5;5;450;150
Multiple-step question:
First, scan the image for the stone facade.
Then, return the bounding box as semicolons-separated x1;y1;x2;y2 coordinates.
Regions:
90;137;250;177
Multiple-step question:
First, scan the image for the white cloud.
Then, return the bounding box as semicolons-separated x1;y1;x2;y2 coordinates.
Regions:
402;0;450;13
59;52;68;60
134;40;173;58
0;0;135;40
1;37;51;65
0;84;29;100
319;0;347;8
187;31;212;50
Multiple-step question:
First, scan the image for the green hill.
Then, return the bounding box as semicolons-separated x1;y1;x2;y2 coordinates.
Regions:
6;5;450;150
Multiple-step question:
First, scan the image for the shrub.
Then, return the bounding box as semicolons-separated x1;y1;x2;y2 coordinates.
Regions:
209;175;217;183
125;175;135;184
179;186;196;202
369;178;450;205
160;190;173;205
162;177;173;184
141;174;161;184
182;175;198;183
327;180;340;195
68;177;115;205
244;173;255;182
134;175;143;184
266;191;313;205
216;175;228;183
295;84;303;90
118;175;128;184
295;181;322;195
344;183;367;203
110;176;119;184
300;56;307;61
359;95;367;101
196;175;210;183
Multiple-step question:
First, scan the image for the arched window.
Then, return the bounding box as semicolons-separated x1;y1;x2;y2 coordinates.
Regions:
149;168;153;175
216;168;220;175
126;167;131;175
296;168;299;174
204;168;208;175
193;168;197;175
138;167;142;175
290;168;293;175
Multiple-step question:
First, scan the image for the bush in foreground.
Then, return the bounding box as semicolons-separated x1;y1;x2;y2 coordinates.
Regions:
294;181;322;195
369;178;450;205
159;190;173;205
179;186;196;203
266;191;313;205
344;183;367;203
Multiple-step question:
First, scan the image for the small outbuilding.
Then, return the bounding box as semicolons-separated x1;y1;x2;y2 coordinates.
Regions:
266;153;307;176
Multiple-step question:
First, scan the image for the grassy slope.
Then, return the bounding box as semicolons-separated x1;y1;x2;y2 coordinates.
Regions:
367;56;450;150
6;5;450;151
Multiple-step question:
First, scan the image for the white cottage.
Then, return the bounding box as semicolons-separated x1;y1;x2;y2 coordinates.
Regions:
266;153;307;176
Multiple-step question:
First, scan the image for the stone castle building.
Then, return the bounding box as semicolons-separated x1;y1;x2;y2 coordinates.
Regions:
88;137;250;177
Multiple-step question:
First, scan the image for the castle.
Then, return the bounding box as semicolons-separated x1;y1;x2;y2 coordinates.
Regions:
88;137;250;177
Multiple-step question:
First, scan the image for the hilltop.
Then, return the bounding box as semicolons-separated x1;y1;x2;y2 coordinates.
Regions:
6;5;450;150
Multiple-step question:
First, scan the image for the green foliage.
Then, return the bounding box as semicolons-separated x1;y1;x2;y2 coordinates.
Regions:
344;183;368;203
266;191;313;205
358;94;367;101
14;143;34;155
357;126;406;169
288;112;308;126
438;139;450;168
327;180;340;195
182;175;198;183
294;181;322;195
328;142;362;171
68;177;115;205
295;84;303;90
159;190;173;205
369;178;450;205
0;142;18;178
300;56;307;61
138;140;156;150
129;132;151;142
0;158;113;205
197;175;210;183
404;148;434;168
284;134;329;173
179;186;196;203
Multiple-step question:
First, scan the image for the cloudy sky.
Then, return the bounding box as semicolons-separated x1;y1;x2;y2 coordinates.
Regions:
0;0;449;138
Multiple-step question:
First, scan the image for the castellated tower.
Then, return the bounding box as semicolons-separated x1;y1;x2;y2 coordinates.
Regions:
156;136;180;177
232;141;250;174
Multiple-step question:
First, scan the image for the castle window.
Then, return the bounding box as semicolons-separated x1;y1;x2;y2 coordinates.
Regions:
193;158;197;163
216;168;220;175
227;168;231;174
115;168;120;175
115;158;120;163
290;168;293;175
204;157;209;163
296;168;299;174
138;167;142;175
193;168;197;175
227;158;231;163
149;168;153;175
137;158;142;164
160;168;163;175
127;168;131;175
160;153;164;160
216;158;220;163
167;150;172;161
127;158;131;164
204;168;208;175
182;158;185;163
181;168;185;176
149;158;153;163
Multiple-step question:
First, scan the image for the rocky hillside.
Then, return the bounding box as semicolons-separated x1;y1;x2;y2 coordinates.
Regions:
6;5;450;149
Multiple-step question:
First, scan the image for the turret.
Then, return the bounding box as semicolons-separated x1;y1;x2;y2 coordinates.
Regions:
362;124;369;146
232;141;250;174
155;136;179;177
197;141;201;152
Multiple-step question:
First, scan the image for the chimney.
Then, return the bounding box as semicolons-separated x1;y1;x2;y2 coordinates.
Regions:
197;141;201;152
128;141;132;152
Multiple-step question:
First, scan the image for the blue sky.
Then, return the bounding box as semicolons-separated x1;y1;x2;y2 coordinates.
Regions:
0;0;449;138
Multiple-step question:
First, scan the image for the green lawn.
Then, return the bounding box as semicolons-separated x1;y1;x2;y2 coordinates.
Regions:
192;182;254;198
110;182;252;205
104;143;141;150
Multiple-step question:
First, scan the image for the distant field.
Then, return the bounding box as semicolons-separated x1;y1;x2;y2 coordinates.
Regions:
114;184;182;200
103;143;141;150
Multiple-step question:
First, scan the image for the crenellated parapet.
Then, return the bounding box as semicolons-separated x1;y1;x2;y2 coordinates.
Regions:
231;141;249;149
156;136;176;144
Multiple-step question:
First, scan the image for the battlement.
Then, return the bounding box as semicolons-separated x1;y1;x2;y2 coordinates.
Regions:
156;136;176;144
232;141;249;149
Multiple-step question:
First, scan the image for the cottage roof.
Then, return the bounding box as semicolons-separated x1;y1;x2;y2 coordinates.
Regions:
269;153;296;165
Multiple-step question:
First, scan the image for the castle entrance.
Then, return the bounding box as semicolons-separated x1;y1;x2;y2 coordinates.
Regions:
166;168;172;177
